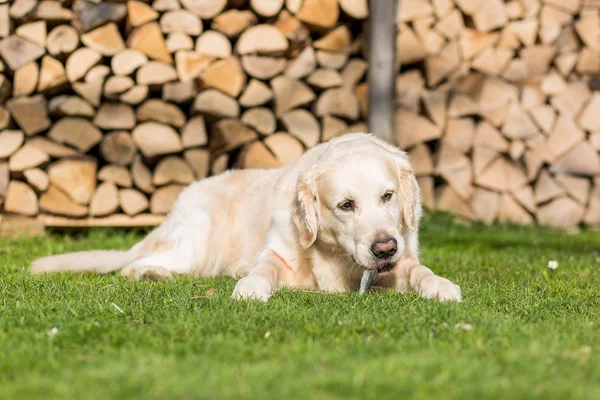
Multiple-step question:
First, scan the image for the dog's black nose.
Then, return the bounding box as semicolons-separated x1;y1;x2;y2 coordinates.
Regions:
371;237;397;259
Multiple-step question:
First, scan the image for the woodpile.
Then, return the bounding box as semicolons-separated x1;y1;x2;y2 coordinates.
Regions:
1;0;600;230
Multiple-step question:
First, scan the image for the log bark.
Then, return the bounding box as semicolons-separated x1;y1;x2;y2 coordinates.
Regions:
128;0;159;27
241;107;276;135
66;48;102;82
120;85;149;105
184;149;210;180
111;49;148;76
321;115;348;142
315;88;360;120
242;55;287;80
127;22;173;64
163;81;198;103
264;133;305;165
7;95;51;136
104;76;135;97
153;156;195;185
182;116;208;148
48;95;95;118
180;0;227;19
136;99;186;127
193;89;239;118
48;117;102;152
98;164;133;188
281;109;320;148
237;24;289;56
239;79;273;107
251;0;284;17
94;103;136;130
237;141;280;169
200;57;246;97
271;76;315;116
307;69;343;89
81;23;125;56
8;144;49;172
133;122;183;158
150;184;184;214
137;61;177;85
210;119;258;156
175;50;214;82
195;31;232;58
0;130;24;159
90;181;119;217
160;10;202;36
15;21;46;48
13;61;40;97
166;32;194;53
285;46;316;79
100;131;137;166
119;188;149;216
47;158;97;205
340;0;368;19
73;0;127;32
40;185;88;217
0;35;45;70
23;168;49;193
131;155;155;194
297;0;339;28
4;181;38;216
73;80;103;107
212;9;258;38
27;137;79;158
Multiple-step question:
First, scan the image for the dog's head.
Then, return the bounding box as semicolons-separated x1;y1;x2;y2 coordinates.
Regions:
292;134;421;272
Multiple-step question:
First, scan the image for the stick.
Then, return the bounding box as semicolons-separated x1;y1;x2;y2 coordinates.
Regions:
359;269;377;294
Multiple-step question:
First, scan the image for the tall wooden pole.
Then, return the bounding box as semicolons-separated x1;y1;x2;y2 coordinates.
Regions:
367;0;398;144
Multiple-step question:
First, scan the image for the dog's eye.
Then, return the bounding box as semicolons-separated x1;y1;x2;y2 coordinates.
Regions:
382;192;394;202
338;200;355;212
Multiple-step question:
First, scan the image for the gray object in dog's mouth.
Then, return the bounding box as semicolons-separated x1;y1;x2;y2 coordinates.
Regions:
359;269;377;294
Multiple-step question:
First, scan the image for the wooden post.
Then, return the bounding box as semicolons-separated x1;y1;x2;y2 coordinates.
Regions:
367;0;398;143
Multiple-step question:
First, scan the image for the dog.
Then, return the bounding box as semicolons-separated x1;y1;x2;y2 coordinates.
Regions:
31;133;462;302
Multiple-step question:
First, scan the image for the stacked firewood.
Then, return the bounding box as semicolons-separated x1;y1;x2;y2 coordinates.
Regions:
0;0;599;230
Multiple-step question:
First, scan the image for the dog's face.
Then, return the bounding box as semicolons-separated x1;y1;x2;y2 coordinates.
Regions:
293;138;420;272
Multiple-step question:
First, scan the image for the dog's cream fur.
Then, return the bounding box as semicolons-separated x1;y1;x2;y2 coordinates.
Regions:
31;133;461;302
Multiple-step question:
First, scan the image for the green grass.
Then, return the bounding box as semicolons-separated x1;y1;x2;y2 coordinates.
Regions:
1;213;600;399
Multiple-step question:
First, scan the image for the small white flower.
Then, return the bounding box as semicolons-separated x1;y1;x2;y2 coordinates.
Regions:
47;327;58;337
455;323;473;332
112;303;124;314
264;331;271;338
547;260;559;270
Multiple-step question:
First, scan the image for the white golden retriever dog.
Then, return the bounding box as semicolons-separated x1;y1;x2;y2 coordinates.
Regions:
31;133;461;302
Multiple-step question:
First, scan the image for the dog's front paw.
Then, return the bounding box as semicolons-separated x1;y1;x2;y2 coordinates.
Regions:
419;276;462;302
232;276;273;302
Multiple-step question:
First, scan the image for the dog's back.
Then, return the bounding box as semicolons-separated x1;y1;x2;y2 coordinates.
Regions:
31;167;281;278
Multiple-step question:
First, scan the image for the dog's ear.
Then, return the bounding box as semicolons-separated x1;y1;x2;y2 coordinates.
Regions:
398;166;420;231
293;168;320;249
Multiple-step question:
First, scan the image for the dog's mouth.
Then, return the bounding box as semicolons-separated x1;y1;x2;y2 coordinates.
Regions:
351;256;396;273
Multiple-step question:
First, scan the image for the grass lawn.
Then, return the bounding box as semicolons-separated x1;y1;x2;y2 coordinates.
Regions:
1;213;600;399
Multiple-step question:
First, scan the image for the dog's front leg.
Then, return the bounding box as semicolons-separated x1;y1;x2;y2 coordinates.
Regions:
232;250;283;302
391;257;462;302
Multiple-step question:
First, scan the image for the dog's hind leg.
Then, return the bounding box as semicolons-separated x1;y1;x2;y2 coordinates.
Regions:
121;264;174;281
120;231;201;281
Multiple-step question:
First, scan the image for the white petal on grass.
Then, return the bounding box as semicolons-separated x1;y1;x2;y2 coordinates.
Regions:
455;323;473;332
47;327;58;337
264;331;271;339
547;260;559;270
112;303;125;314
